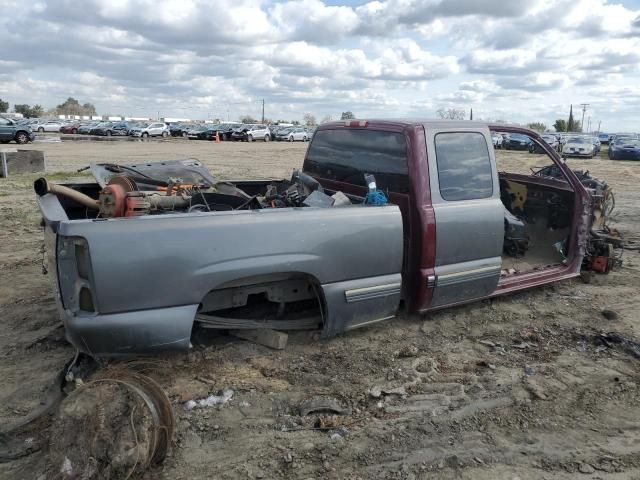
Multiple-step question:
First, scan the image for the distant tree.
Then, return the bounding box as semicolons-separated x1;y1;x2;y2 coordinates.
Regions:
0;98;8;113
567;104;576;132
340;111;355;120
14;104;44;118
553;119;567;132
291;120;300;125
240;115;258;123
13;104;30;117
573;121;581;132
31;105;44;118
82;102;97;116
56;97;82;115
303;113;317;127
320;115;332;124
436;107;466;120
527;122;547;132
55;97;97;117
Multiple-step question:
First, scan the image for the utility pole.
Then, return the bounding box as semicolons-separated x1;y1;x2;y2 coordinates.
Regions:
579;103;589;132
597;120;601;133
261;99;265;124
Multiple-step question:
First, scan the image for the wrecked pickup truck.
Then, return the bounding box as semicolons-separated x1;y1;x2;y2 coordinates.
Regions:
36;120;617;356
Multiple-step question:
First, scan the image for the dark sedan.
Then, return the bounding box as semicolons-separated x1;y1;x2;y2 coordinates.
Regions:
217;123;240;140
230;124;250;141
503;133;532;150
609;138;640;160
91;122;130;136
78;122;100;134
170;123;188;137
88;122;113;135
198;123;240;141
185;124;209;139
195;125;225;140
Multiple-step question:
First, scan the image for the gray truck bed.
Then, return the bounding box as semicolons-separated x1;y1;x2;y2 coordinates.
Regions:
38;190;404;355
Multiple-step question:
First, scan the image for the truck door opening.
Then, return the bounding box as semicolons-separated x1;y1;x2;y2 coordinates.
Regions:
492;130;577;276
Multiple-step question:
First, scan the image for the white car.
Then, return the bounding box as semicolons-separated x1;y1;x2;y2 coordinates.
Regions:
562;136;595;158
129;122;169;138
34;120;63;133
245;124;270;142
287;127;312;142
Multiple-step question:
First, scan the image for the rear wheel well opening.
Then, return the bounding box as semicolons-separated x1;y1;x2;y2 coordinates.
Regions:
192;273;326;335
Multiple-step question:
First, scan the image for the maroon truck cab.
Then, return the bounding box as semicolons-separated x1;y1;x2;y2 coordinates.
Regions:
303;119;591;314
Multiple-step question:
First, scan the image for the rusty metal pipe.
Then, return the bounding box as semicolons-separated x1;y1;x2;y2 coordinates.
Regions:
34;178;99;210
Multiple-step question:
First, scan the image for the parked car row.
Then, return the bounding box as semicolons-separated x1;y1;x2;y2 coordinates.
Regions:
492;131;609;158
169;122;315;142
9;118;316;143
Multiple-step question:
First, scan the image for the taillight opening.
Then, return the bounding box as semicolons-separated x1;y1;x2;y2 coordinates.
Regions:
79;287;95;312
75;243;90;280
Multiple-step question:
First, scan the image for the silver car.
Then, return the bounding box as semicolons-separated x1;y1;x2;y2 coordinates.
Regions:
34;120;63;133
129;122;169;138
286;127;311;142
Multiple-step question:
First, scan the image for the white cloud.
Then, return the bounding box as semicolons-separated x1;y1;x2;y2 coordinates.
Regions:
0;0;639;129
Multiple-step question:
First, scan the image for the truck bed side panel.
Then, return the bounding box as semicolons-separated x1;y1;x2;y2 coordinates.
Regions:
56;205;403;313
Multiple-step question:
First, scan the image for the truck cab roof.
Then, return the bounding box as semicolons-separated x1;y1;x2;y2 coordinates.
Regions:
319;119;539;136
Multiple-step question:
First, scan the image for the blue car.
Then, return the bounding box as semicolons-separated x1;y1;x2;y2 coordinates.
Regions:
608;137;640;160
503;133;532;150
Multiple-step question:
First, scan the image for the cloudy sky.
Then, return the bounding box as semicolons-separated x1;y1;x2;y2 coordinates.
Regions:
1;0;640;130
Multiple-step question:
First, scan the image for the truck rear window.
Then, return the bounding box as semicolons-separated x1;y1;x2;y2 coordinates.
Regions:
304;129;409;193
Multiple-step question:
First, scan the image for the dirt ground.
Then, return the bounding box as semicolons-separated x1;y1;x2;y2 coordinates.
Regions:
1;136;639;479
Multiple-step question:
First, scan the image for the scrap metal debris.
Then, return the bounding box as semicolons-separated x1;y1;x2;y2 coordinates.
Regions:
314;415;348;431
368;385;408;398
532;164;623;273
50;370;175;479
598;332;640;359
36;162;354;219
299;396;352;416
184;389;234;411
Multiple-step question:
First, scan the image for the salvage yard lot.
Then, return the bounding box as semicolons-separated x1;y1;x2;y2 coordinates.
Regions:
1;139;640;479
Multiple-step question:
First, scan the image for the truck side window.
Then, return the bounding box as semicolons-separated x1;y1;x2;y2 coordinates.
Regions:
434;132;493;201
304;129;409;193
